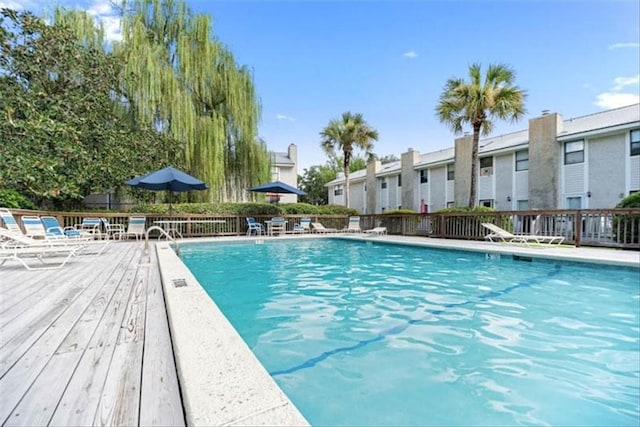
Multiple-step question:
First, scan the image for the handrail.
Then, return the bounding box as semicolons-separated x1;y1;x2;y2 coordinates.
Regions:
145;225;180;257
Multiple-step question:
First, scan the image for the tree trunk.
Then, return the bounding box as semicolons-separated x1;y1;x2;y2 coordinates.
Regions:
344;166;350;208
469;125;481;208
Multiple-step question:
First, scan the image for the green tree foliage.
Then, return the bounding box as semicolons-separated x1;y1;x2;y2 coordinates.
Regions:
0;8;181;208
320;111;378;208
298;165;336;205
115;0;270;202
379;154;399;164
436;63;527;208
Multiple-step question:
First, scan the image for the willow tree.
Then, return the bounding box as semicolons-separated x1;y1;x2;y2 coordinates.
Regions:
436;63;527;207
320;112;378;208
114;0;270;202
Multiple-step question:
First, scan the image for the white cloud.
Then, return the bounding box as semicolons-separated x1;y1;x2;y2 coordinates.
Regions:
594;74;640;109
608;42;640;50
0;0;30;10
594;92;640;109
612;74;640;91
276;114;295;121
85;0;122;42
403;50;417;59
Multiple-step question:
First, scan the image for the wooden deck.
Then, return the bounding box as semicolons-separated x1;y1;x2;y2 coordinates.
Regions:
0;241;185;426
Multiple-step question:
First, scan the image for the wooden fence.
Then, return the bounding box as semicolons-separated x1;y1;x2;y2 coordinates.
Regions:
6;208;640;249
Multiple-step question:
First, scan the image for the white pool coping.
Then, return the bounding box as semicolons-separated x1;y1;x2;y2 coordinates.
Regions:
155;234;639;426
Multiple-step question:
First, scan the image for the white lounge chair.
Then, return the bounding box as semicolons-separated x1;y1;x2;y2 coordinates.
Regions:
364;227;387;236
311;222;337;233
481;223;565;245
343;216;362;233
0;208;23;233
0;228;82;270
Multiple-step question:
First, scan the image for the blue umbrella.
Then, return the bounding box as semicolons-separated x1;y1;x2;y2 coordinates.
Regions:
126;167;208;215
249;180;306;199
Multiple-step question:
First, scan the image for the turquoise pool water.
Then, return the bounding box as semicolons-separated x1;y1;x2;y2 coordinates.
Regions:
180;239;640;426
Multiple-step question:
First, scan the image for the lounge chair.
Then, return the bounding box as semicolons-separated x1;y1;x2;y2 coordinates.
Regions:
40;216;85;239
364;227;387;236
246;217;264;236
0;228;82;270
0;208;23;233
293;217;311;234
21;216;67;240
481;223;565;245
311;222;337;233
36;216;110;255
343;216;362;233
122;216;146;240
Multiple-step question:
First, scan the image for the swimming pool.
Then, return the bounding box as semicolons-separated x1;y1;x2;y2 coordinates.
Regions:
180;238;640;426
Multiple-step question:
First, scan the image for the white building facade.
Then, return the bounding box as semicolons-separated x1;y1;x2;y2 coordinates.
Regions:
326;104;640;213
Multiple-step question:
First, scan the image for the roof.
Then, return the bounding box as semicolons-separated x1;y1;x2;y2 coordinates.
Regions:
326;103;640;186
272;152;294;166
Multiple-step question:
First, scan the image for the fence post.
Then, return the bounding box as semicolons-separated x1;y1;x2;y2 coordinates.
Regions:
574;211;582;247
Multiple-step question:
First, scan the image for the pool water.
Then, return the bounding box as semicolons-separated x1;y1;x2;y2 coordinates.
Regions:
180;239;640;426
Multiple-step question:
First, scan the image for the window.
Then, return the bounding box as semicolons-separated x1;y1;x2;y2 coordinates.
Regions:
515;150;529;171
334;186;343;196
631;129;640;156
479;199;493;208
420;169;428;183
479;157;493;176
381;179;387;189
564;140;584;165
516;200;529;210
447;164;455;181
397;175;402;187
566;196;582;209
447;201;454;208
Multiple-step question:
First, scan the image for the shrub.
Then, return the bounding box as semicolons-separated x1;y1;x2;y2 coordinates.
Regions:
0;189;36;209
613;193;640;245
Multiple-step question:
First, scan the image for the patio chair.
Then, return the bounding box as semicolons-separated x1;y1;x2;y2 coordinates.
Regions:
481;223;565;245
122;216;147;241
311;222;337;233
364;227;387;236
22;216;67;240
246;217;264;236
268;217;286;236
293;217;311;234
101;217;125;240
343;216;362;233
74;217;105;239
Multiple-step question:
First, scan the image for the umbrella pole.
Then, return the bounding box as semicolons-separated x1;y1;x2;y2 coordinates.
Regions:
169;191;173;217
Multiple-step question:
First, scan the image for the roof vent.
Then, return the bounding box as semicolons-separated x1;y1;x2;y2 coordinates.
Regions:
541;109;550;116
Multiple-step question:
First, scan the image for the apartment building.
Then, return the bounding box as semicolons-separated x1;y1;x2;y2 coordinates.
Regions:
270;143;299;204
326;104;640;213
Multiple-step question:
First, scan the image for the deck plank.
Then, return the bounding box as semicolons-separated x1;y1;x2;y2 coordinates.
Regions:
3;246;135;426
0;241;185;426
48;246;143;426
139;250;185;426
93;254;147;426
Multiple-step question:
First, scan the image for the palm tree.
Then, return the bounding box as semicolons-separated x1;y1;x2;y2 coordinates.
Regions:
320;112;379;208
436;63;527;207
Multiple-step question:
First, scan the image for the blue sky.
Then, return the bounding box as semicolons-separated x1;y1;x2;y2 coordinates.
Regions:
4;0;640;171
